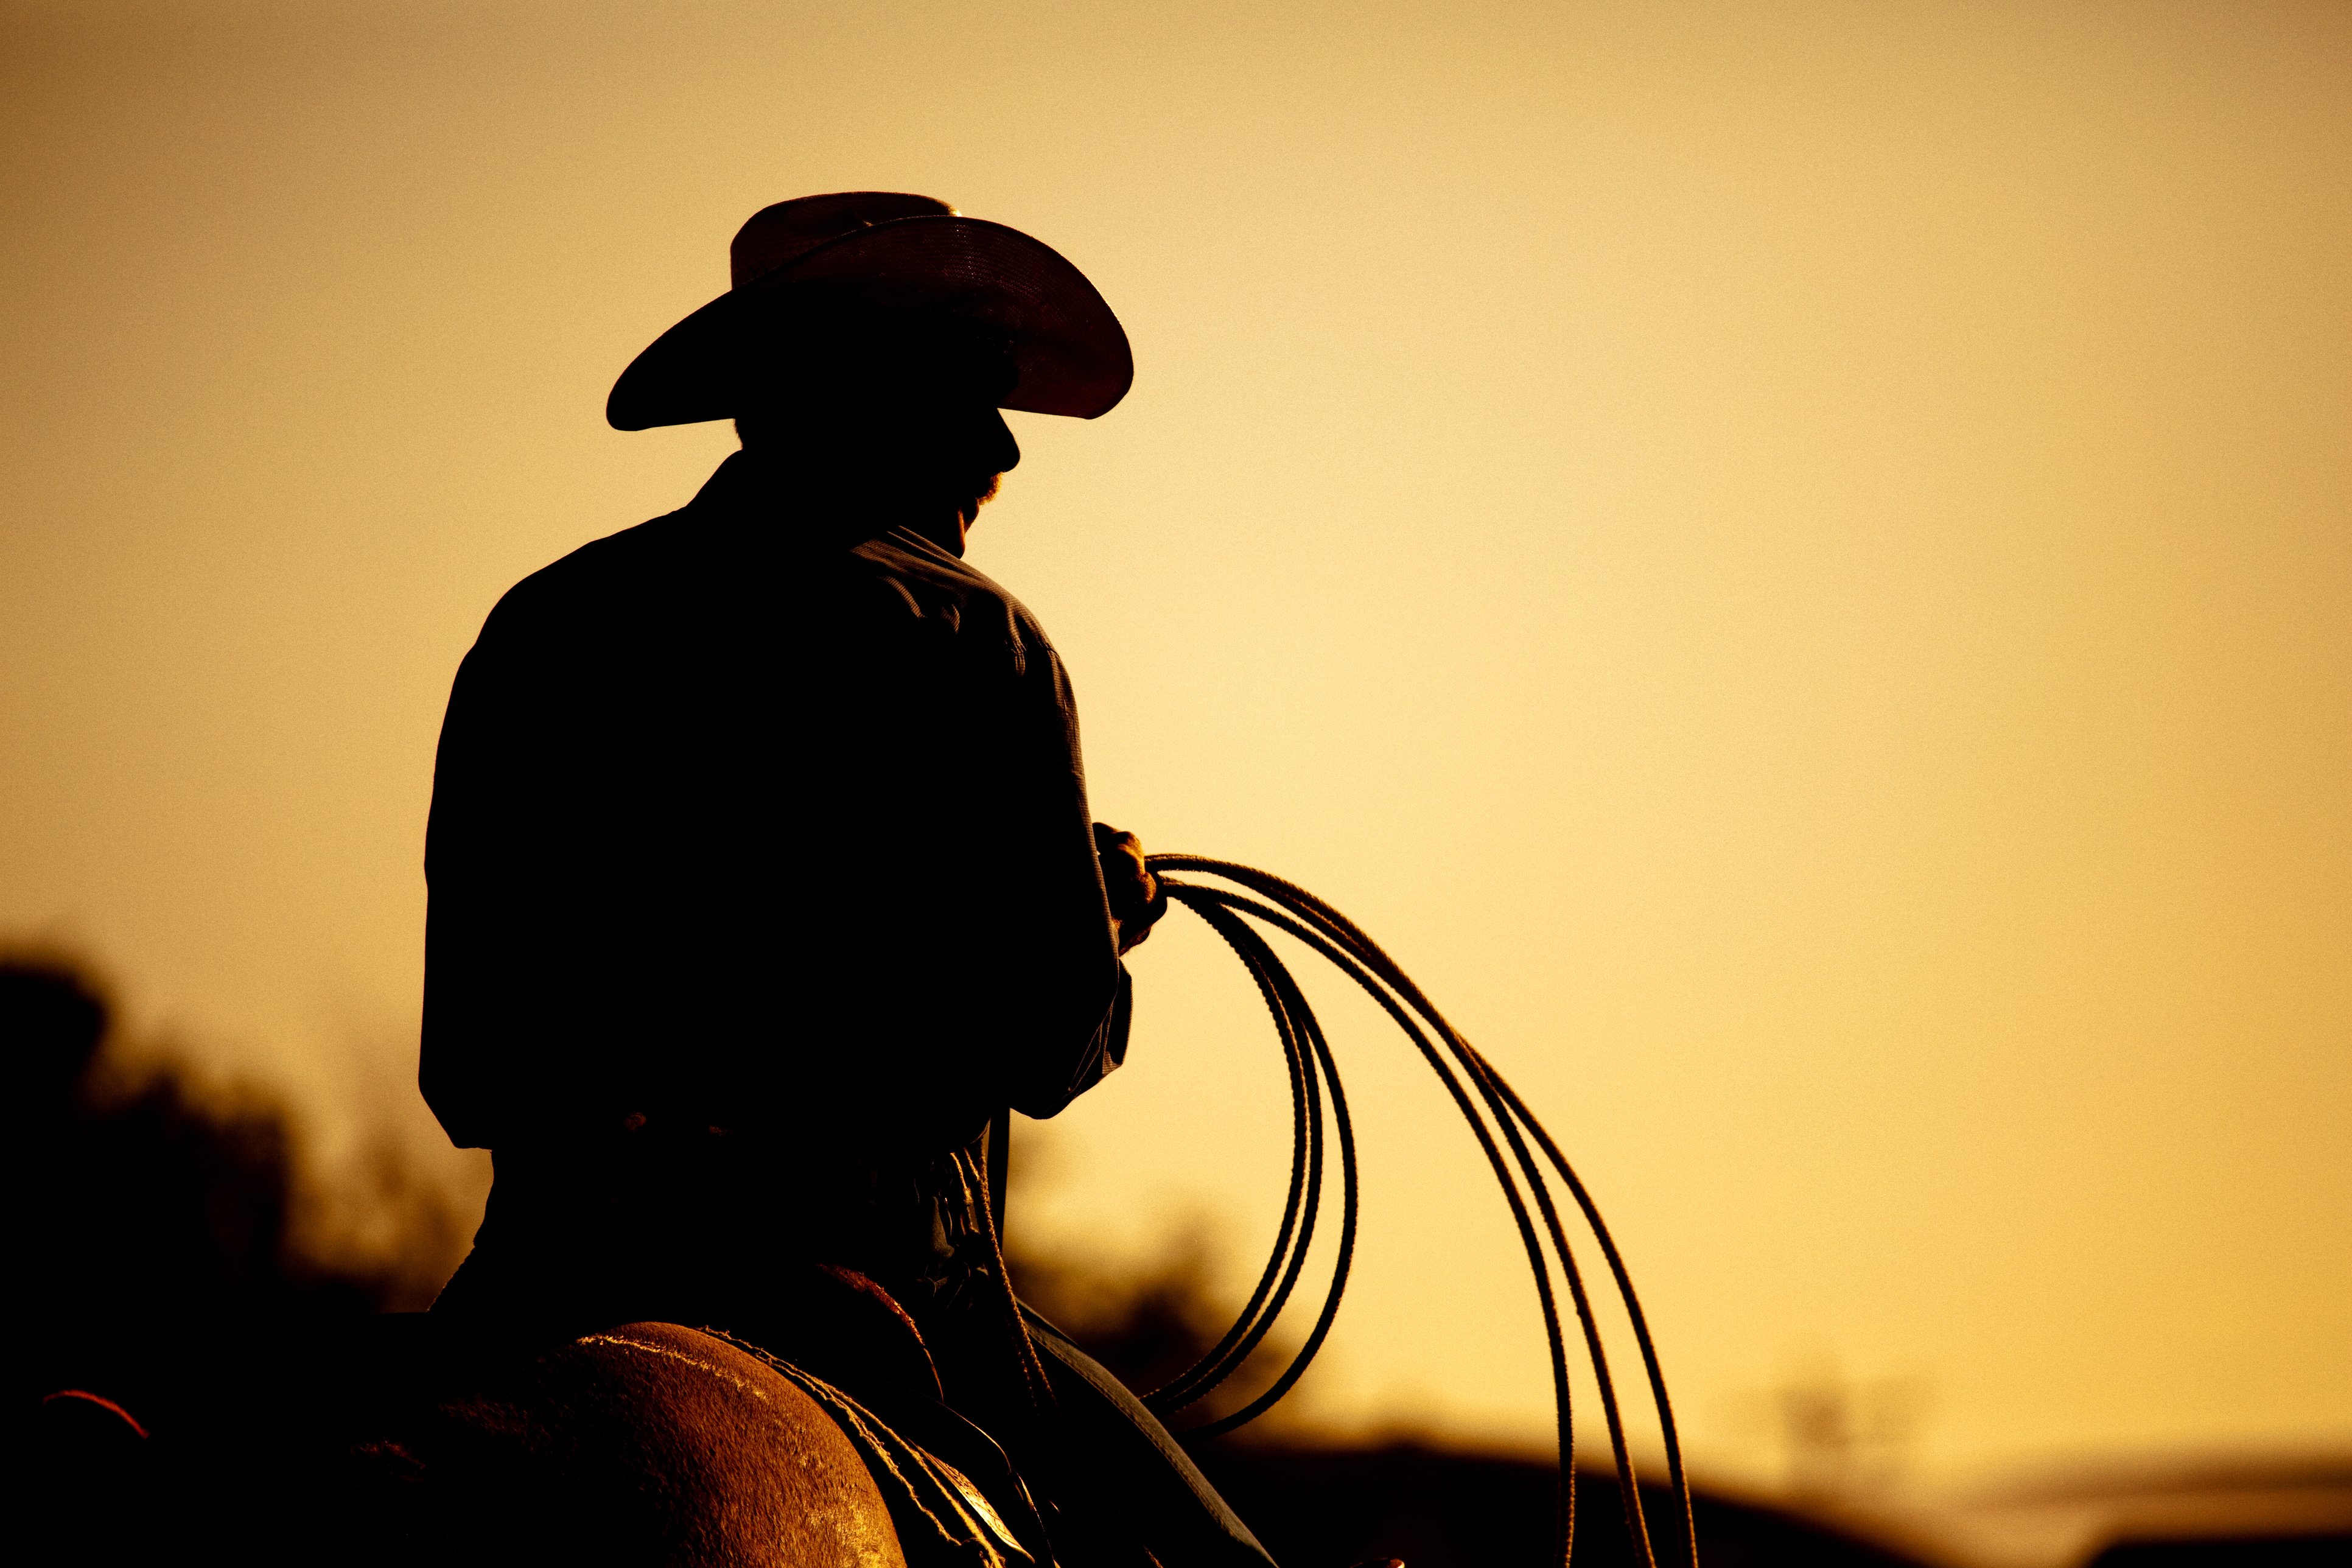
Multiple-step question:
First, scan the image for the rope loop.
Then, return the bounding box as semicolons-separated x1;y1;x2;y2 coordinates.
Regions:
1135;856;1700;1568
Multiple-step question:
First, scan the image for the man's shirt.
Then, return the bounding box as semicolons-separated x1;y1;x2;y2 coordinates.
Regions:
419;452;1129;1153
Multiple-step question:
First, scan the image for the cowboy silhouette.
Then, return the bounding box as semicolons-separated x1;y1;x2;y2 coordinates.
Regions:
419;194;1269;1567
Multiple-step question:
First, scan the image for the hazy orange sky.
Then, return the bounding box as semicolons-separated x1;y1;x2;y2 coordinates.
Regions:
4;1;2346;1489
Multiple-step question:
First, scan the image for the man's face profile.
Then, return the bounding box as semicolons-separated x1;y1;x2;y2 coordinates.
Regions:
732;318;1020;555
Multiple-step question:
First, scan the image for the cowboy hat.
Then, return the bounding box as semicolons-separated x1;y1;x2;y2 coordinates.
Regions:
606;192;1133;429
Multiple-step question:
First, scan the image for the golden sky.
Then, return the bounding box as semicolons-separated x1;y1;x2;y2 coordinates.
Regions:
4;0;2347;1487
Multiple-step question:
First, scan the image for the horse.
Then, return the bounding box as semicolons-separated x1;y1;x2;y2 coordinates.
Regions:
30;1320;937;1568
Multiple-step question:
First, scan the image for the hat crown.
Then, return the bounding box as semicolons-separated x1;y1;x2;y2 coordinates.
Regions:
730;192;956;290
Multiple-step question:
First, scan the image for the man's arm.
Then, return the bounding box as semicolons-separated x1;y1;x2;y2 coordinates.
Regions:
418;628;536;1149
952;636;1140;1120
417;583;617;1149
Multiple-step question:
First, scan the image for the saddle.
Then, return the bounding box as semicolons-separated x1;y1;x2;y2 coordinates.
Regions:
24;1282;1270;1568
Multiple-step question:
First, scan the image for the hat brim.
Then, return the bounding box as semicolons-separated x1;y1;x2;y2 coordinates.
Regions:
607;216;1133;429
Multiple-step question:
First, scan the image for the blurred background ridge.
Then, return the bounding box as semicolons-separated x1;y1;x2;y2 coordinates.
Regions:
11;947;2346;1565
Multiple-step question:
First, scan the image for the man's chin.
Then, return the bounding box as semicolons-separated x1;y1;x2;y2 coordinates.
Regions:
951;474;1004;528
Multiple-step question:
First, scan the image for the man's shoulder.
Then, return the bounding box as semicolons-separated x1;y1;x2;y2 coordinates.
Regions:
460;483;1057;679
842;530;1052;667
472;508;710;649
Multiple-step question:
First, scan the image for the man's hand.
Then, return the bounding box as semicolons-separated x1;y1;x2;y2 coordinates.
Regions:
1094;824;1167;955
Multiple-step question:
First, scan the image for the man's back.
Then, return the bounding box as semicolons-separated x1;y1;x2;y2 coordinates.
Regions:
419;453;1127;1157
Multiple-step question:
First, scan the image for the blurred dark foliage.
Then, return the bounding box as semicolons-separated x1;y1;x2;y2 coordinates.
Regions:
1196;1444;1935;1568
1007;1219;1284;1424
1004;1221;1938;1567
5;952;463;1428
9;948;1950;1564
2084;1539;2352;1566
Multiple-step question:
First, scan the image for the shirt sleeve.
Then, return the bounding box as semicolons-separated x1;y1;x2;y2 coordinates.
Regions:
418;573;629;1147
962;633;1133;1119
418;610;539;1148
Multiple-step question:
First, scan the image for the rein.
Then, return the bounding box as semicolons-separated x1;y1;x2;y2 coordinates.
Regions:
1132;855;1701;1568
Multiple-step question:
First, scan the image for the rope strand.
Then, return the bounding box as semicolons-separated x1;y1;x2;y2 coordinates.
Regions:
1135;856;1699;1568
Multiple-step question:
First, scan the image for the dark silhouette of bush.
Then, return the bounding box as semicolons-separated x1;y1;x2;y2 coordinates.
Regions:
1001;1200;1943;1566
5;953;456;1426
10;951;1951;1564
1007;1220;1275;1412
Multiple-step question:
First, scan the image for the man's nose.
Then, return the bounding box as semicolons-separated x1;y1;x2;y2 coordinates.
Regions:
982;407;1020;474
